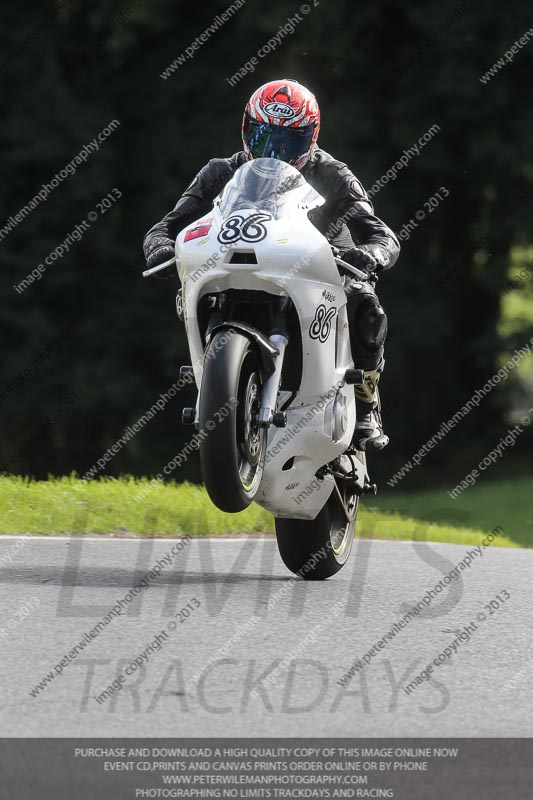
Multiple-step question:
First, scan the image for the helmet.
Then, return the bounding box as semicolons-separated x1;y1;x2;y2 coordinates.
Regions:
242;79;320;170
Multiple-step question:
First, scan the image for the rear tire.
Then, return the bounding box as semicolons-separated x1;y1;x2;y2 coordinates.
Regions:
199;330;266;513
275;482;358;579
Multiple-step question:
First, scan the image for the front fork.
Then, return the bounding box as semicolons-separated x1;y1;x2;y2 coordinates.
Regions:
182;295;290;430
258;333;288;427
258;295;292;428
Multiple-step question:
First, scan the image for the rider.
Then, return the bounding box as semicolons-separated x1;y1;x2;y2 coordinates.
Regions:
143;79;400;451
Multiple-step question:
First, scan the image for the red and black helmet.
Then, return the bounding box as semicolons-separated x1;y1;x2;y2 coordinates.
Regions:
242;79;320;170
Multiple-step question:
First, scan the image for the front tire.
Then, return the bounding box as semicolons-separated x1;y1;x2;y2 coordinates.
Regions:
275;482;358;580
199;330;266;513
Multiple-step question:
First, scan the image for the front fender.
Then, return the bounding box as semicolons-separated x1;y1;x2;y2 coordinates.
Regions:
209;322;278;379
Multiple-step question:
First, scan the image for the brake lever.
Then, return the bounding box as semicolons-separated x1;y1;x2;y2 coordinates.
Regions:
142;256;177;278
334;256;374;282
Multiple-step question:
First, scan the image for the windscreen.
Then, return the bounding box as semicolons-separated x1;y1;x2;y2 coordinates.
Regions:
217;158;323;220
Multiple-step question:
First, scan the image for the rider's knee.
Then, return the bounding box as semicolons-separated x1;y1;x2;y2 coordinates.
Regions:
348;293;388;354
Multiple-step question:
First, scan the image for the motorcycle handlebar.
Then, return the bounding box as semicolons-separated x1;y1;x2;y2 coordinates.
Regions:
334;256;374;282
142;256;176;278
142;254;371;282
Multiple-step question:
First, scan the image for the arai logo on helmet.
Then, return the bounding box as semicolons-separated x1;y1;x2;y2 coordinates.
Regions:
264;102;296;120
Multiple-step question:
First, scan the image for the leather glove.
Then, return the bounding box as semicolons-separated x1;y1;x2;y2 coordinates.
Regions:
341;246;378;274
145;236;176;279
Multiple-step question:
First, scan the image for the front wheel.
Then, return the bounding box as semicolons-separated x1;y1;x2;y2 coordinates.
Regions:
275;481;359;579
199;330;266;513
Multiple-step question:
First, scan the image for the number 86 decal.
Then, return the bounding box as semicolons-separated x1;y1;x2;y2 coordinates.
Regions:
309;304;336;343
217;212;272;244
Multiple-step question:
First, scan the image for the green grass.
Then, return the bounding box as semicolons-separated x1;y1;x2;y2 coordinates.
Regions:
0;475;272;537
370;477;532;548
0;475;520;547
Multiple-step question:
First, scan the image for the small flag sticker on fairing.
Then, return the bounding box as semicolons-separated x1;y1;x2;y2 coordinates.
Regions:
184;220;212;241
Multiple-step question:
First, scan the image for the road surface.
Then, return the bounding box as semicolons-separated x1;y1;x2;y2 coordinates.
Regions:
0;535;531;736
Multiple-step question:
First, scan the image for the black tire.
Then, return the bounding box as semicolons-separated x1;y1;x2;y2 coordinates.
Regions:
199;330;266;513
275;485;358;580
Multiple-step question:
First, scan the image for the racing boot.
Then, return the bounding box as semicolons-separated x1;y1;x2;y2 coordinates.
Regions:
352;368;389;452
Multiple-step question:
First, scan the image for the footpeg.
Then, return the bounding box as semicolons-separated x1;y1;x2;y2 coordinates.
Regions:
182;408;195;425
344;368;365;385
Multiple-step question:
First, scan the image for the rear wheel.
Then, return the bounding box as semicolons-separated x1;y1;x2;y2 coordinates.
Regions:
199;330;266;512
275;479;359;579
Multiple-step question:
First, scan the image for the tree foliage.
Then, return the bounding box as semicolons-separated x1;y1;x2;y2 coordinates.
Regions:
1;0;531;484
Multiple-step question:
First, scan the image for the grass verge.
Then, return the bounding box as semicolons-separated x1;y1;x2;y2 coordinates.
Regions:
0;475;519;547
371;477;531;548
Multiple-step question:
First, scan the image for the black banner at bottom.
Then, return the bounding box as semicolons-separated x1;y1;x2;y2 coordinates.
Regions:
1;738;531;799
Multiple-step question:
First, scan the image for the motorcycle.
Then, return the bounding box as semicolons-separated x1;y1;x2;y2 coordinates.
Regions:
144;158;378;579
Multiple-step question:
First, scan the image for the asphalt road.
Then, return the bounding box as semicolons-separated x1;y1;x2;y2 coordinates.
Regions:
0;535;531;736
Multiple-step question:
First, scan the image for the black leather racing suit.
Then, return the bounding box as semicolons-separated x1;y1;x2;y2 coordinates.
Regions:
143;148;400;372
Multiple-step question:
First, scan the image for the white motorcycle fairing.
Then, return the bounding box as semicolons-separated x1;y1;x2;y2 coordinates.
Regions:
176;159;363;520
